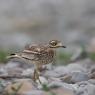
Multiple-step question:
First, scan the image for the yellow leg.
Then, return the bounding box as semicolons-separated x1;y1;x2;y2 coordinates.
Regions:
33;69;36;82
33;69;42;84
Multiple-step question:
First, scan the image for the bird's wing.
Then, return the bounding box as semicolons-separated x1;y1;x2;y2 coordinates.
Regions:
23;44;48;54
22;49;41;54
7;52;37;61
20;52;38;60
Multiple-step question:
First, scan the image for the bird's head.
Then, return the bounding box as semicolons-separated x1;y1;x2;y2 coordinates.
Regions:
49;40;66;48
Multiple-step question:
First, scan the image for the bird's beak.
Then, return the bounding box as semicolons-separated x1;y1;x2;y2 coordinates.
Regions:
62;45;66;48
57;43;66;48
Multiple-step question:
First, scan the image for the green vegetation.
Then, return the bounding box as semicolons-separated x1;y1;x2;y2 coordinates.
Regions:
42;84;56;95
42;84;50;91
88;52;95;61
57;52;72;64
0;50;8;63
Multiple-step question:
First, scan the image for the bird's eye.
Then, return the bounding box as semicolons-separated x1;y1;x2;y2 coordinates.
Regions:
50;41;57;46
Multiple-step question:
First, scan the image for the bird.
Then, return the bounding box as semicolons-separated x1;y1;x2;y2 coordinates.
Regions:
7;40;66;84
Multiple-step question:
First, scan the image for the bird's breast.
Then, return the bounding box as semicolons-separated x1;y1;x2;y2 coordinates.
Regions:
35;49;55;64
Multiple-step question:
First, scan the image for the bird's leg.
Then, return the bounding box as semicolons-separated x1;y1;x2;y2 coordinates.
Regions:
33;65;42;84
36;68;42;84
33;69;37;82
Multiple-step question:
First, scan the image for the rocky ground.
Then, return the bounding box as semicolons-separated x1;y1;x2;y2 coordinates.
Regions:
0;57;95;95
0;0;95;95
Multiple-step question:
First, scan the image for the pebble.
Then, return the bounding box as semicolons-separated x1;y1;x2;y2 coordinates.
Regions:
4;79;36;95
21;90;45;95
75;81;95;95
79;58;95;71
44;70;61;77
0;57;95;95
51;87;75;95
5;62;20;69
7;67;23;75
54;66;69;75
88;79;95;85
48;81;75;91
37;76;48;89
66;63;87;73
0;67;8;75
70;71;89;83
21;68;34;76
6;61;34;69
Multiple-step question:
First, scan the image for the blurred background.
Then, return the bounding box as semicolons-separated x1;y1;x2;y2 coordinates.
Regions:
0;0;95;64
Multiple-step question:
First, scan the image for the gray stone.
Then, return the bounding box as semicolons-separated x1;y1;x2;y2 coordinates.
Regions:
75;81;95;95
5;62;20;69
0;80;11;94
79;59;95;72
88;79;95;85
70;46;87;62
70;71;89;83
60;71;89;84
21;90;45;95
6;61;34;69
22;68;34;76
37;77;48;89
48;81;75;91
0;67;8;76
54;66;69;74
44;66;70;78
44;70;61;77
66;63;87;73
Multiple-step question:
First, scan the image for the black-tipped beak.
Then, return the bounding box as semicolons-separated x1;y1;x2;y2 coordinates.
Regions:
57;43;66;48
62;46;66;48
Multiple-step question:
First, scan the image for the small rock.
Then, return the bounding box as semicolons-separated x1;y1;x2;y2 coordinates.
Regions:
5;62;20;69
89;71;95;79
48;77;61;82
22;68;34;76
54;66;69;76
6;61;34;69
37;76;48;89
13;79;33;83
0;79;10;93
4;79;36;95
88;79;95;85
7;67;23;75
0;67;8;75
21;90;45;95
60;74;72;83
70;71;89;83
48;81;75;91
44;70;60;77
51;87;75;95
70;46;87;62
75;81;95;95
87;37;95;52
60;71;89;83
79;58;95;71
88;65;95;76
66;63;87;73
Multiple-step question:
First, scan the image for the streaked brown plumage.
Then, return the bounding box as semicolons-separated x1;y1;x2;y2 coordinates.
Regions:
7;40;66;84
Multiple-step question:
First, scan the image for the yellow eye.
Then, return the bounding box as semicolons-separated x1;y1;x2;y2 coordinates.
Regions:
50;40;57;46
